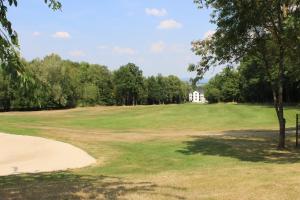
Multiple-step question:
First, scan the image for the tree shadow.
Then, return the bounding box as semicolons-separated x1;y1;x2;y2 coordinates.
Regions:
178;130;300;164
0;172;185;200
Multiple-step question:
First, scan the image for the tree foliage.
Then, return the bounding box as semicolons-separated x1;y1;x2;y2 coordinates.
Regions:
191;0;300;148
113;63;145;106
0;55;189;110
204;67;240;103
146;75;190;105
204;56;300;104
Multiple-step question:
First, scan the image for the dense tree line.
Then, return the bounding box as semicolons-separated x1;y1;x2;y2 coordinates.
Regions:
0;54;190;111
204;57;300;104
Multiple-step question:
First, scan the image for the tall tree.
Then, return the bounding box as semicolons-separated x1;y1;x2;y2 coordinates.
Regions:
204;67;240;103
113;63;145;106
78;63;114;105
146;76;160;104
191;0;300;148
238;57;273;103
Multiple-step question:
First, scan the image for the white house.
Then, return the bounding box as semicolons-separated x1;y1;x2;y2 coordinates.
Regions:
189;89;207;103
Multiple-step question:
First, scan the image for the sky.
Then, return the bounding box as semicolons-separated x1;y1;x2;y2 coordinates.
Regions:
8;0;218;80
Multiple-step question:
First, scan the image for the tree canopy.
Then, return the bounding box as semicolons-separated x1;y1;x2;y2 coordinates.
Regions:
191;0;300;148
204;57;300;104
0;54;190;110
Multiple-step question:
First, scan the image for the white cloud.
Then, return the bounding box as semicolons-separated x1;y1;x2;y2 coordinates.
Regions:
150;41;166;53
203;30;216;39
157;19;182;30
69;50;85;57
113;46;136;55
52;31;71;39
145;8;167;17
32;32;41;37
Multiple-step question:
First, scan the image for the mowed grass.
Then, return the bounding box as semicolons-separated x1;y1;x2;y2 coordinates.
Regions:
1;103;300;199
61;104;300;131
0;103;298;133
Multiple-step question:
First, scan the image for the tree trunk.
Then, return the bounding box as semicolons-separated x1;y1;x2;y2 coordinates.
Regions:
272;89;285;149
132;96;135;106
278;114;286;149
276;42;286;149
277;40;286;149
277;82;286;149
277;100;286;149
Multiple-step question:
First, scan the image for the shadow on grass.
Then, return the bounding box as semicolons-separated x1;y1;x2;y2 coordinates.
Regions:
178;130;300;164
0;172;185;200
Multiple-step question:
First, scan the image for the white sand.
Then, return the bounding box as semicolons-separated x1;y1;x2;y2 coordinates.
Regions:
0;133;96;176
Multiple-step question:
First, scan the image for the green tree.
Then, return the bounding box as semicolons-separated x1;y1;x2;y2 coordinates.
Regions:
220;68;240;102
204;67;240;103
165;75;185;104
191;0;300;148
0;54;190;110
156;74;168;104
146;76;160;104
113;63;145;106
78;63;114;105
204;86;221;103
0;68;12;110
238;57;273;103
25;54;80;108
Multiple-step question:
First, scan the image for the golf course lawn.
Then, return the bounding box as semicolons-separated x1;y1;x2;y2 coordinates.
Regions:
1;103;300;199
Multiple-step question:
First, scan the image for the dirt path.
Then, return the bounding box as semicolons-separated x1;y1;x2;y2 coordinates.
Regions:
0;133;96;176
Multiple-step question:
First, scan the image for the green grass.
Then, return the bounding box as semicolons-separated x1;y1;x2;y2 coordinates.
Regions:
1;104;300;199
88;140;239;175
1;104;296;133
62;104;300;131
0;103;299;176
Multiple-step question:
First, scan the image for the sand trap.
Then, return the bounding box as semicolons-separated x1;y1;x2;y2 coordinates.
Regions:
0;133;96;176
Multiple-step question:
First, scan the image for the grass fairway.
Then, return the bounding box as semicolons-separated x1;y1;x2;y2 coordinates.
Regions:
1;104;300;199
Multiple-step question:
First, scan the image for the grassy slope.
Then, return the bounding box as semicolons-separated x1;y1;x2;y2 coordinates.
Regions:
0;104;298;133
1;104;300;199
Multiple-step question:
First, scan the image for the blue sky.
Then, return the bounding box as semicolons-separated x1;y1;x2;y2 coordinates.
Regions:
8;0;217;79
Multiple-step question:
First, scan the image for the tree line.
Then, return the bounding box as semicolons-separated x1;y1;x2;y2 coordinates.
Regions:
0;54;190;111
204;56;300;104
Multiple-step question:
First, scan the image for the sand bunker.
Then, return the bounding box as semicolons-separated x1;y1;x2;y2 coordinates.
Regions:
0;133;96;176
